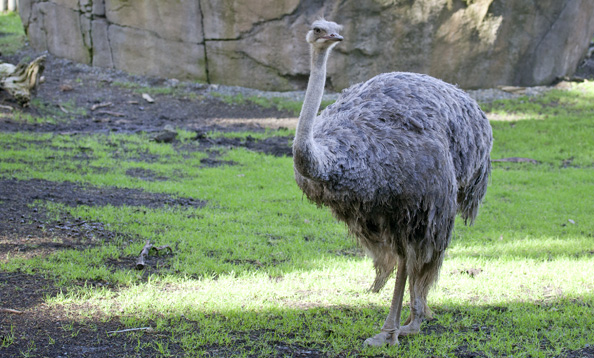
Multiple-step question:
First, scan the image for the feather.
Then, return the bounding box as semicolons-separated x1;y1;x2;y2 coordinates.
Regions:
293;19;492;344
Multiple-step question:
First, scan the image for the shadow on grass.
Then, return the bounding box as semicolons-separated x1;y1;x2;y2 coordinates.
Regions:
3;269;592;357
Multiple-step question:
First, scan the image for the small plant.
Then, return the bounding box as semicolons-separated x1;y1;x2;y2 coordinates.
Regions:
60;322;74;333
19;340;37;358
153;340;171;357
1;324;15;347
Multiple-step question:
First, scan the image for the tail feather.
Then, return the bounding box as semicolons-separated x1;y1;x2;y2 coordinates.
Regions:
458;159;491;224
369;251;397;292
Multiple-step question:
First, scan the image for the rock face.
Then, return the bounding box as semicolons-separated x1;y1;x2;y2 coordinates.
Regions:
18;0;594;91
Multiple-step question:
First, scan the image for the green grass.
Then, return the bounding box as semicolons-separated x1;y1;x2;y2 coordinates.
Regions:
484;83;594;166
0;12;26;55
111;80;200;100
1;83;594;356
207;127;294;140
1;98;89;125
212;92;335;116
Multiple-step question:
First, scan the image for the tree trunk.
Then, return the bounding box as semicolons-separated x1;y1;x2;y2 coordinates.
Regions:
0;55;46;106
8;0;17;12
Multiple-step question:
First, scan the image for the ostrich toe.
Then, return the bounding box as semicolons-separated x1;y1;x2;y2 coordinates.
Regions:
399;302;433;336
364;329;399;346
398;323;421;336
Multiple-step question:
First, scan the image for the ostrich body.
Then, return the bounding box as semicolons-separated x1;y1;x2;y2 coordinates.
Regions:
293;20;493;346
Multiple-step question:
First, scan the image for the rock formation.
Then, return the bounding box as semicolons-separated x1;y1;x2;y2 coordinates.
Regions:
17;0;594;91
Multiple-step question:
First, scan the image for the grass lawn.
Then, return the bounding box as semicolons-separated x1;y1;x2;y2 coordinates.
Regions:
1;81;593;357
1;12;593;356
0;12;26;56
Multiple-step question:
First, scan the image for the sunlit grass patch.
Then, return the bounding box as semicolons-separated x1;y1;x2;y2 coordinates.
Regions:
43;256;594;357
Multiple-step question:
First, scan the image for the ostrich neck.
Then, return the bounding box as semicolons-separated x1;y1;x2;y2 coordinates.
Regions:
299;48;329;134
293;46;332;181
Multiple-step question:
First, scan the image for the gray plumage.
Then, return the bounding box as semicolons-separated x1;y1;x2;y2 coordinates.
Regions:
293;20;492;346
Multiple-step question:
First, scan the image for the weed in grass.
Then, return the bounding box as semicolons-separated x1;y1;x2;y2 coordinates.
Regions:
1;324;16;348
153;340;172;357
19;340;37;358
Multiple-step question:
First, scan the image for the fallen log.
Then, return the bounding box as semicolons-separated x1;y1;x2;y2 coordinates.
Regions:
0;55;46;106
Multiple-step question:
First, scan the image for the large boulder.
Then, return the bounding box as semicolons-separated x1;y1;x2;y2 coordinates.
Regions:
21;1;91;64
18;0;594;91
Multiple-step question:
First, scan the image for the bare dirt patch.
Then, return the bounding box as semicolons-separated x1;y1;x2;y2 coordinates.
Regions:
0;49;297;136
194;132;294;157
0;49;296;357
0;177;204;261
0;272;184;358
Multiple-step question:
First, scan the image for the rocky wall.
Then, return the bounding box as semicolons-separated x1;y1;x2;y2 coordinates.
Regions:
18;0;594;91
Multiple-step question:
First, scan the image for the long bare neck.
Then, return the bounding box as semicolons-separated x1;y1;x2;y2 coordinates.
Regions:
293;46;332;181
299;48;329;133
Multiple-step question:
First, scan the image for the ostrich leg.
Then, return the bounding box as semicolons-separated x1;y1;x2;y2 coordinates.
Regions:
399;251;444;336
400;285;433;336
364;257;407;346
400;286;433;335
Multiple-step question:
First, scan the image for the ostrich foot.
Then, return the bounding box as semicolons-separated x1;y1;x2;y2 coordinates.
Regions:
398;323;421;336
400;303;433;336
363;330;399;346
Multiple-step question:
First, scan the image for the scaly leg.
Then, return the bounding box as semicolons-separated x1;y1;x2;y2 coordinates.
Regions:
398;278;427;336
401;285;433;327
364;257;407;346
399;252;443;336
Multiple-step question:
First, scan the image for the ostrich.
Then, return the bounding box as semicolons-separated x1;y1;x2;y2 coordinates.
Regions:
292;19;493;346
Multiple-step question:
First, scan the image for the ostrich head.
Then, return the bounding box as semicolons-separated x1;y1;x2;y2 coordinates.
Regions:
306;19;343;49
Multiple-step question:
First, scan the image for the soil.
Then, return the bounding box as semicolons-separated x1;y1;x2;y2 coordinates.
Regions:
0;50;299;357
2;49;594;357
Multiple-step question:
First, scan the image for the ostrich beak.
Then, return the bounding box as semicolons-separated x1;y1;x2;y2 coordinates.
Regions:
324;33;343;42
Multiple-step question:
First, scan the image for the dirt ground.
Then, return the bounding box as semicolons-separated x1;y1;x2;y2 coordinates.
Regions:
2;49;594;357
0;50;300;358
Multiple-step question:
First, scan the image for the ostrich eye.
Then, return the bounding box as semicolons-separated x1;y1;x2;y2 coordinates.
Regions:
313;27;321;34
